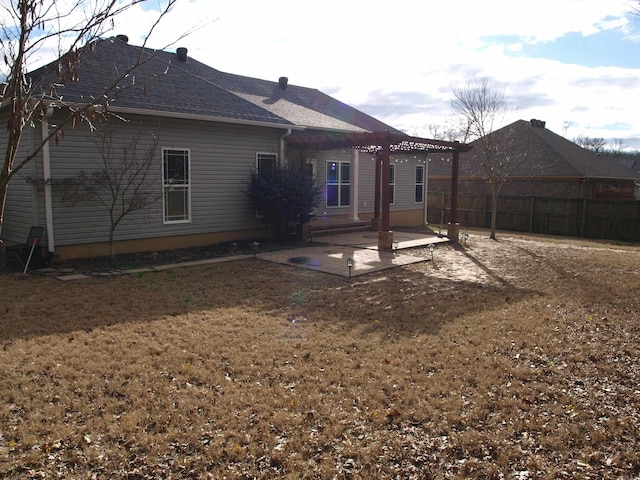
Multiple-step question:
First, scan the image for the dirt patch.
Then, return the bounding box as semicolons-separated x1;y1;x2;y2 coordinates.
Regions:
1;232;639;478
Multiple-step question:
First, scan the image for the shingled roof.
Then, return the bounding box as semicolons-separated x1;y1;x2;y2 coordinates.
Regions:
429;119;638;180
28;36;401;134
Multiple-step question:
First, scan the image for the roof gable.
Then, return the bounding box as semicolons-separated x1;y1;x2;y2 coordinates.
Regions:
430;119;637;180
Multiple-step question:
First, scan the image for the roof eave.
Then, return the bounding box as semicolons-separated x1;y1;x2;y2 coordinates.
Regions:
108;106;305;130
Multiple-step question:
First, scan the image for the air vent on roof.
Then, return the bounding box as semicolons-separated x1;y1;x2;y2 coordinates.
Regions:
530;119;546;128
116;34;129;43
177;47;188;62
278;76;288;90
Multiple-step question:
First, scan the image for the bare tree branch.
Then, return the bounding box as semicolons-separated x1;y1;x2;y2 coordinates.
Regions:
575;136;607;154
46;123;162;261
451;78;514;240
0;0;200;239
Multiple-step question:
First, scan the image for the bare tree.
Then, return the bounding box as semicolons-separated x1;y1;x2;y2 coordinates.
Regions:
610;138;625;156
451;78;513;240
575;136;607;154
562;120;574;137
0;0;181;241
53;125;161;262
434;123;464;142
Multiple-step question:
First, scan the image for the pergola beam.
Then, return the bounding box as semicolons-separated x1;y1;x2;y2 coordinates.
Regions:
286;131;472;154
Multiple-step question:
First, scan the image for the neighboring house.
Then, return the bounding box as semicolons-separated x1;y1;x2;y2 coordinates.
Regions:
428;119;639;200
611;154;640;200
1;36;460;259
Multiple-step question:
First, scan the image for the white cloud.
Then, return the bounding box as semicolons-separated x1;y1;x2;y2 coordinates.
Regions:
107;0;640;149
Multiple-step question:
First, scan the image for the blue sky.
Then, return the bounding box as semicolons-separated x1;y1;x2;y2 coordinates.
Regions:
484;30;640;69
61;1;640;150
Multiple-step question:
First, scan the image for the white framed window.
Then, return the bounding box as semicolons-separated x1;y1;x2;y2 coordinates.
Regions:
256;152;277;177
306;158;317;179
163;148;190;223
326;161;350;207
254;153;278;217
415;164;425;203
389;164;395;205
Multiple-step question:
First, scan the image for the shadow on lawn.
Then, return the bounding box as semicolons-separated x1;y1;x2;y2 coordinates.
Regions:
345;267;541;338
1;242;540;343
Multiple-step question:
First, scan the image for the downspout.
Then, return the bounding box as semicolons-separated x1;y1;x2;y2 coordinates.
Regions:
41;107;55;254
423;153;429;225
279;128;292;166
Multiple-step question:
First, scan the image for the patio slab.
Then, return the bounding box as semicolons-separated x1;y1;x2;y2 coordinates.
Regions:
311;230;449;250
257;245;427;278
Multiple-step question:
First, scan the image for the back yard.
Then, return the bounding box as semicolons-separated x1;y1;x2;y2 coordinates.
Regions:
1;232;639;479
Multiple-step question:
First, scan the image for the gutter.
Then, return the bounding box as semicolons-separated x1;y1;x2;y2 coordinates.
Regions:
41;107;55;253
424;153;429;225
105;106;306;131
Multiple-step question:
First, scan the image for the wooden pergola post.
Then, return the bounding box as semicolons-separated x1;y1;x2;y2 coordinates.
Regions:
372;153;381;231
448;146;461;243
378;141;394;251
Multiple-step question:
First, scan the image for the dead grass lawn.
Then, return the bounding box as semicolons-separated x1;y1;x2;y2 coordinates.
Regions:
1;233;639;479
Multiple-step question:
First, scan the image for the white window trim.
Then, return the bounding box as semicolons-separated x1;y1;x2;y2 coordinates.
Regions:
326;160;350;208
255;153;278;218
389;163;395;205
306;158;317;179
162;147;191;224
255;152;278;173
415;164;425;204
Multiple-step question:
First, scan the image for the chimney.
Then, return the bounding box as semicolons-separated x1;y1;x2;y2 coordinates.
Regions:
176;47;188;62
116;34;129;43
278;76;288;90
530;119;546;128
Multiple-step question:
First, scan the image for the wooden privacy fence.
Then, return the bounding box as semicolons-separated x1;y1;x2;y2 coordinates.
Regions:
427;192;640;241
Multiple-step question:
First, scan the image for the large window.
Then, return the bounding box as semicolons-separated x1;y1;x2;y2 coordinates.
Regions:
163;148;190;223
256;152;277;178
389;164;395;205
326;161;350;207
415;164;425;203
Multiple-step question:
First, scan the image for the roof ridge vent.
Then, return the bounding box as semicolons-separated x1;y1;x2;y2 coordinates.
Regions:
116;34;129;43
176;47;188;62
530;119;546;128
278;76;288;90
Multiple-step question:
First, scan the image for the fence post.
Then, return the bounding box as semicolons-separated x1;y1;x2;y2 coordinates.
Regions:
484;194;490;228
580;198;587;238
529;197;535;232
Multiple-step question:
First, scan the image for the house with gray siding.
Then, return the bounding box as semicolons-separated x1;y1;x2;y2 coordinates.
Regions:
1;36;445;260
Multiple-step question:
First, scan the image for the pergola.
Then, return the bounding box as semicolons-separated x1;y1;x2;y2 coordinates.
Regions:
286;131;472;250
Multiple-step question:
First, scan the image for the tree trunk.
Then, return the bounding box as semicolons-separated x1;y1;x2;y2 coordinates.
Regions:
108;228;116;264
490;183;498;240
0;174;8;240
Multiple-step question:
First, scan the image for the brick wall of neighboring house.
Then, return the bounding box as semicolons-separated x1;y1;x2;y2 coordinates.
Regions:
428;177;635;200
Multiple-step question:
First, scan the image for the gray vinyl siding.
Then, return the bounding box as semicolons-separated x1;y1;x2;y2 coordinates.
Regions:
1;115;45;245
45;112;282;246
6;109;429;249
390;156;427;211
358;153;376;214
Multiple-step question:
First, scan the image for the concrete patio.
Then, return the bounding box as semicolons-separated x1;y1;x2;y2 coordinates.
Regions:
258;230;449;277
